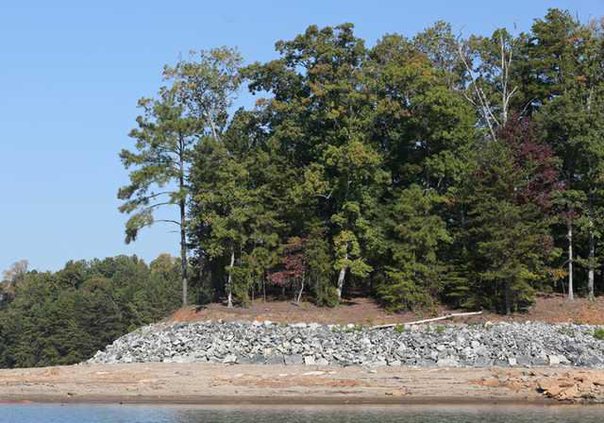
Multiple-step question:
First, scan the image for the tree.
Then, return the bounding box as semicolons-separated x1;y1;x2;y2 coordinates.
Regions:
1;260;28;304
188;100;290;307
0;255;181;369
245;24;385;302
189;137;251;307
533;14;604;300
376;185;451;311
1;260;28;286
269;237;307;303
461;118;561;313
118;48;242;306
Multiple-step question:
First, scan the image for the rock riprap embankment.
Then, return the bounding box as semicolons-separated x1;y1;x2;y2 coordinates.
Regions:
88;321;604;368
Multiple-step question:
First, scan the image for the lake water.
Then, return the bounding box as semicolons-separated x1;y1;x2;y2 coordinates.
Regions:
0;404;603;422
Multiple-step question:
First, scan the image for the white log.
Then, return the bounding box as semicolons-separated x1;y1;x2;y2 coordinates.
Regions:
370;311;483;330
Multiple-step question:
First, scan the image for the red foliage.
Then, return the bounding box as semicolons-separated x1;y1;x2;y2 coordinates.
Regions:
268;237;307;287
498;115;564;211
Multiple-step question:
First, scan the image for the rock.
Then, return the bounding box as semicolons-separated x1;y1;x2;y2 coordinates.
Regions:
533;356;549;366
284;354;303;366
223;354;238;364
304;356;316;366
473;357;493;367
437;358;459;368
289;323;307;329
367;360;387;368
316;358;329;366
516;355;532;367
87;321;604;370
266;355;284;365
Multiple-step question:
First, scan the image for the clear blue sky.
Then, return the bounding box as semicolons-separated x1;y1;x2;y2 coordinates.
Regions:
1;1;602;272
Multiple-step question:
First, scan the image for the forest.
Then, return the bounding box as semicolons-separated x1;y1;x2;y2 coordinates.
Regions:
0;256;181;368
0;8;603;368
118;8;601;314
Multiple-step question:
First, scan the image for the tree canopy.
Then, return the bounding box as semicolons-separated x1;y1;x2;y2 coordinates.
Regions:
182;10;603;311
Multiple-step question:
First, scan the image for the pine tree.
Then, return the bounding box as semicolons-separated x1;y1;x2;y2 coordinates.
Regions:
118;48;241;306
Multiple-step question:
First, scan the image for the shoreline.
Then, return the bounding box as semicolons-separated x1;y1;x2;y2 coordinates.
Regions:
0;363;602;406
0;395;556;406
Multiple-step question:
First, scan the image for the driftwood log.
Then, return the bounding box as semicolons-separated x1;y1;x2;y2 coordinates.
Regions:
371;311;483;330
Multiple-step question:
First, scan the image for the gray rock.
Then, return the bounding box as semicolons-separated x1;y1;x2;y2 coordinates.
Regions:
316;358;329;366
437;358;459;367
284;354;303;366
516;355;533;367
265;355;284;365
87;321;604;370
304;355;316;366
223;354;238;364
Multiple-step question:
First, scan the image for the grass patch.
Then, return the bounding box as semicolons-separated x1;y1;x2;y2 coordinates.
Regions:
394;324;406;334
594;327;604;340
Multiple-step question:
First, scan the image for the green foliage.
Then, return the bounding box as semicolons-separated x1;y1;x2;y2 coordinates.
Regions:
594;328;604;341
183;13;603;312
0;255;181;368
4;7;603;372
458;133;559;313
305;230;339;307
376;186;451;311
394;324;407;334
434;325;446;334
118;48;243;306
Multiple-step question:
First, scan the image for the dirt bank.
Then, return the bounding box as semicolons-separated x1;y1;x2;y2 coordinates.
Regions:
170;295;604;326
0;363;602;405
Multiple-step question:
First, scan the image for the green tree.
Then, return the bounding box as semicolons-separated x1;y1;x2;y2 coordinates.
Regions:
245;24;386;301
0;255;181;369
533;13;604;299
460;119;560;313
376;185;451;311
118;48;242;306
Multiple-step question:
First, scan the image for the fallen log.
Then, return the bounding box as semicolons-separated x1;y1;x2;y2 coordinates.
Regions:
371;311;483;330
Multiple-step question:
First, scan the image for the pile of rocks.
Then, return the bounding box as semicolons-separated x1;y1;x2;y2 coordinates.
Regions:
88;321;604;368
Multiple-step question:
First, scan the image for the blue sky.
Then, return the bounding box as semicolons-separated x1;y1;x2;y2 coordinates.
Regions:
1;0;602;272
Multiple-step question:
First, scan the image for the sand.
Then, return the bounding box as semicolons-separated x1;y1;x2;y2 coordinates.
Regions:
0;363;602;405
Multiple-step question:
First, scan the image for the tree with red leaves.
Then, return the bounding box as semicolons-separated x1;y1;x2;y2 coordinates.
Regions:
269;237;308;303
460;116;563;314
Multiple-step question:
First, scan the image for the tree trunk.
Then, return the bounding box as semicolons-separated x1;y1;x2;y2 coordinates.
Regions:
568;222;574;301
588;221;595;300
227;249;235;308
336;253;348;301
179;199;188;307
296;274;305;304
504;279;511;315
178;140;188;307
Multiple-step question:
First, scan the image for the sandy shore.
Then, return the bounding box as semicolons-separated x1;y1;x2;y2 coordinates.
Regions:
0;363;602;405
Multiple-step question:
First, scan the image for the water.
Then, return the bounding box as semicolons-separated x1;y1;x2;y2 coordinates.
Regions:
0;404;602;423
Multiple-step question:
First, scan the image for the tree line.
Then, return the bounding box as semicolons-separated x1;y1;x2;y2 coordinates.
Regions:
0;255;181;368
118;9;603;315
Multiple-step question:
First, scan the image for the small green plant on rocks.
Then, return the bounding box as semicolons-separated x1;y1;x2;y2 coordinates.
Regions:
593;328;604;341
394;324;406;334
